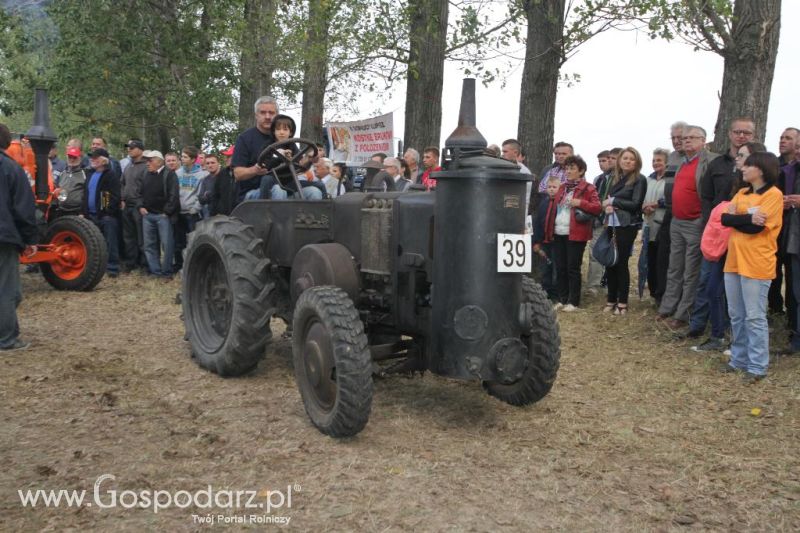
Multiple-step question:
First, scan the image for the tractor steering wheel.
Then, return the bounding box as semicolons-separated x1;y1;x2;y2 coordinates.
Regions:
257;138;318;177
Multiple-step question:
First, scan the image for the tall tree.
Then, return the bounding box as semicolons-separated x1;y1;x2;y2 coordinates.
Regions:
631;0;781;151
404;0;449;152
517;0;564;178
237;0;277;131
1;0;240;151
515;0;632;176
299;0;333;142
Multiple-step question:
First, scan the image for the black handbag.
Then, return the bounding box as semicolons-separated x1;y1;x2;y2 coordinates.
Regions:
574;208;593;223
592;212;619;267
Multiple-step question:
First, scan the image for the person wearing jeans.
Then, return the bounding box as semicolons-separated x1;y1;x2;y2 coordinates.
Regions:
82;148;121;276
724;274;770;376
602;147;648;315
720;151;783;383
689;123;759;348
136;150;180;277
143;213;174;276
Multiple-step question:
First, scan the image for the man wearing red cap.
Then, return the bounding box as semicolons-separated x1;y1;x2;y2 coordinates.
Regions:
55;147;88;216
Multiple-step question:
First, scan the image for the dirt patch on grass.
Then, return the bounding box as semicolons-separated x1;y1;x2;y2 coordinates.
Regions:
1;271;798;531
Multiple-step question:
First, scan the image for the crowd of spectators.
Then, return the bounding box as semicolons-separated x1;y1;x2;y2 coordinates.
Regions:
528;121;799;384
10;96;800;384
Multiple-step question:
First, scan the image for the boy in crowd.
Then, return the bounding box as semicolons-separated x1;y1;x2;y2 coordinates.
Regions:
532;175;562;301
173;145;208;272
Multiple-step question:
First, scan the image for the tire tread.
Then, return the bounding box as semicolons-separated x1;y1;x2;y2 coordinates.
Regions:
293;286;372;437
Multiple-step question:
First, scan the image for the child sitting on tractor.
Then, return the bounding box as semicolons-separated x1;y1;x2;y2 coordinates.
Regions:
252;115;325;200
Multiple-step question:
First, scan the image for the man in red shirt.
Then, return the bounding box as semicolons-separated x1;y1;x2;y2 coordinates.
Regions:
421;146;442;190
658;126;718;330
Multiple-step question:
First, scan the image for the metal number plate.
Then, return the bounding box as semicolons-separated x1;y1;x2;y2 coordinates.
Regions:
497;233;531;273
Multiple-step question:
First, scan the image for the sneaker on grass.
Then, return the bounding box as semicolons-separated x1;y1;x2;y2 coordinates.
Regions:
0;339;30;352
690;337;727;352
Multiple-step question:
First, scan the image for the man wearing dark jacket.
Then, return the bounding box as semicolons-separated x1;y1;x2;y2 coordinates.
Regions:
0;124;38;351
780;153;800;354
198;153;221;218
210;146;237;216
83;148;121;276
120;139;148;271
137;150;179;277
687;118;754;349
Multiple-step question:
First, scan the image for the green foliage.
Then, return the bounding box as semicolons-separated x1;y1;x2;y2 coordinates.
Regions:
1;0;241;150
591;0;736;54
0;0;546;145
0;5;59;127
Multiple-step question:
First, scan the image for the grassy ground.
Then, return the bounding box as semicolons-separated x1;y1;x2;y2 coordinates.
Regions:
0;270;798;531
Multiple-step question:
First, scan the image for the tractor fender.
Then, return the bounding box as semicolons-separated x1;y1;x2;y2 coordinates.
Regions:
290;243;360;306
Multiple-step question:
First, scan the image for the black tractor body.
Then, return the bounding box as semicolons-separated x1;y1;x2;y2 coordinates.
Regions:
182;80;560;437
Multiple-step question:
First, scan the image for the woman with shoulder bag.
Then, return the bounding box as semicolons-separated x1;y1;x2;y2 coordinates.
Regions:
602;147;647;315
543;155;601;311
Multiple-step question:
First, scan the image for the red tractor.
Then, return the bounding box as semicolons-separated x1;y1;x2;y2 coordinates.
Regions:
10;90;107;291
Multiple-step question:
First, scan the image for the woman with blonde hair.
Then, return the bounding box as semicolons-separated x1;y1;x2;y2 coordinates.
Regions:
601;147;647;315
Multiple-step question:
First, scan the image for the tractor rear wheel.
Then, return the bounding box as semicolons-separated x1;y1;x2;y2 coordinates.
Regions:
292;286;372;437
483;277;560;405
182;217;275;376
40;215;107;291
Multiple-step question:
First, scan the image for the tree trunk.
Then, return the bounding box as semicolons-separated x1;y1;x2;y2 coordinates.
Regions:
710;0;780;152
517;0;564;181
178;126;195;150
238;0;276;131
156;96;172;153
299;0;331;144
152;1;177;153
403;0;448;155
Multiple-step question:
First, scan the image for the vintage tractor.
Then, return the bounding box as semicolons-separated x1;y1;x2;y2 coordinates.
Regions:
11;89;107;291
181;79;560;437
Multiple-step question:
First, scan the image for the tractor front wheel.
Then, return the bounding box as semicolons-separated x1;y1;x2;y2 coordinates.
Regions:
182;217;275;376
40;215;107;291
292;286;372;437
483;277;561;405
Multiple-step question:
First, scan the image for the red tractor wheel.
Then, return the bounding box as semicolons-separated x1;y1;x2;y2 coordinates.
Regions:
40;216;108;291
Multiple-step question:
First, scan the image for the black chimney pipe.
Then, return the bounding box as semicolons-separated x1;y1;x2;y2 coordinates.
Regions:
442;79;487;169
25;89;57;201
443;79;487;150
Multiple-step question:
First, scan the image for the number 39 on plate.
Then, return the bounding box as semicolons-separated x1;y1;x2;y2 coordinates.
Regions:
497;233;531;273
